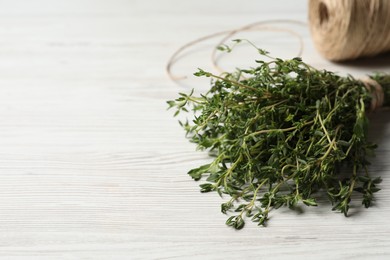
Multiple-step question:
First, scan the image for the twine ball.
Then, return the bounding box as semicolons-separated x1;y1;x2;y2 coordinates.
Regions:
309;0;390;61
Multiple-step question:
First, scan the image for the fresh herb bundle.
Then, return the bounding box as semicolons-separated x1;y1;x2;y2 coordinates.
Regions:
168;44;390;229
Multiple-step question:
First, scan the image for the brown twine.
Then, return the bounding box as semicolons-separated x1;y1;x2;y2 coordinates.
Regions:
210;22;305;74
360;77;385;111
166;17;386;111
166;20;306;82
309;0;390;61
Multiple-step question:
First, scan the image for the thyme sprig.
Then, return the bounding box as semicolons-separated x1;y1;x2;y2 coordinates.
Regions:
168;47;390;229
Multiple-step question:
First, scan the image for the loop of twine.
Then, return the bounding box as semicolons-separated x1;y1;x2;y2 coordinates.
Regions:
309;0;390;61
360;77;384;111
166;20;306;82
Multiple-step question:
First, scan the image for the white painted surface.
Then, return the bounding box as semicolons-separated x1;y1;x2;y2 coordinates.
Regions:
0;0;389;259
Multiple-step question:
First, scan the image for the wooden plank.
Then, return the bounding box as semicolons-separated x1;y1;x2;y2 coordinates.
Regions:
0;0;389;259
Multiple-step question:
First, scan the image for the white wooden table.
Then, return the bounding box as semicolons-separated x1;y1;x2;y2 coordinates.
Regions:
1;0;390;259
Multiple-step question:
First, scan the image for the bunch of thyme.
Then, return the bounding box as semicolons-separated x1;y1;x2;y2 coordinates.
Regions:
168;44;390;229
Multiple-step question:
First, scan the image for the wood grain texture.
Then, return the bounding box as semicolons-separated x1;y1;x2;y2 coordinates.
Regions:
0;0;389;259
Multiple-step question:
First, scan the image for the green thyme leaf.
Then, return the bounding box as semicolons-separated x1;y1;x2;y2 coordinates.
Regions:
168;44;390;229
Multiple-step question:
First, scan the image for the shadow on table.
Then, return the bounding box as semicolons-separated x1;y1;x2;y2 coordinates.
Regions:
336;51;390;71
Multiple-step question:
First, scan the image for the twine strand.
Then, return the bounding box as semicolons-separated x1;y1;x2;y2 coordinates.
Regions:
166;20;306;82
360;77;384;111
